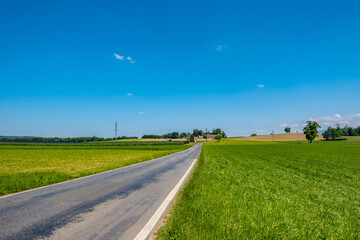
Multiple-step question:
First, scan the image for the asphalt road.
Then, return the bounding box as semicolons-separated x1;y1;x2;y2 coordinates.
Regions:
0;143;202;240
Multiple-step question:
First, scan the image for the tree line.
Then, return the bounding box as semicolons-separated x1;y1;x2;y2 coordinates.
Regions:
142;128;227;139
0;136;138;143
323;124;360;140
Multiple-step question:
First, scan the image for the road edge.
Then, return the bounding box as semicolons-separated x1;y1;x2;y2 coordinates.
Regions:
134;153;200;240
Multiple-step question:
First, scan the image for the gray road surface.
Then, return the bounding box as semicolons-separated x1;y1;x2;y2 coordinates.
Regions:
0;143;202;240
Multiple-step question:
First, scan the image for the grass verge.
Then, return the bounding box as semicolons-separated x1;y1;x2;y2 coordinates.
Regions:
157;140;360;239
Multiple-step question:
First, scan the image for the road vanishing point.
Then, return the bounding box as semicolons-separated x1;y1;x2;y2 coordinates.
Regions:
0;143;202;240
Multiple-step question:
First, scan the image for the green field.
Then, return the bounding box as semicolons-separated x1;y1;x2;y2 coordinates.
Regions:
345;136;360;142
0;143;191;196
157;140;360;239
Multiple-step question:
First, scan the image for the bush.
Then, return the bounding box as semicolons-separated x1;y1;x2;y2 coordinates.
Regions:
215;134;222;141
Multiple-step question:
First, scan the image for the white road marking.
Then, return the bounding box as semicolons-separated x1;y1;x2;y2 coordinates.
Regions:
134;158;198;240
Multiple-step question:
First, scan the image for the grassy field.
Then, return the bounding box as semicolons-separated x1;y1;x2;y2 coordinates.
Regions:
0;143;191;196
157;140;360;239
345;136;360;142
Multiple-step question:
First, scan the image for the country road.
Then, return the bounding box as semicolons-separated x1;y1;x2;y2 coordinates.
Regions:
0;143;202;240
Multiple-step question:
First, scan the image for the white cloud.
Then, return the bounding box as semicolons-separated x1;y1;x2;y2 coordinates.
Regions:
291;124;298;127
130;60;136;63
216;45;229;51
114;53;124;60
256;84;264;88
127;56;133;61
127;93;133;96
309;113;360;122
281;124;288;127
138;112;144;115
309;113;360;127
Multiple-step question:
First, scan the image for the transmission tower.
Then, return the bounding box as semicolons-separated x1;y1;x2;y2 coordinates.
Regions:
115;121;118;140
206;128;208;143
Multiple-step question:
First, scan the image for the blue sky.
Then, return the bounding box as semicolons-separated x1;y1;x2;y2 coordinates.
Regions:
1;0;359;137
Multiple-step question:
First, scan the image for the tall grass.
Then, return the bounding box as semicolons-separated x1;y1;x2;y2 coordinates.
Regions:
157;140;360;239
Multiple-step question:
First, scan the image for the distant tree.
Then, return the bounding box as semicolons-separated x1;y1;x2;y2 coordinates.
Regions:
251;133;257;137
215;134;222;142
336;123;344;136
189;135;195;142
211;128;227;137
171;132;180;139
212;128;222;135
180;132;188;138
322;129;331;140
323;127;342;140
303;121;321;143
284;127;291;133
193;129;201;137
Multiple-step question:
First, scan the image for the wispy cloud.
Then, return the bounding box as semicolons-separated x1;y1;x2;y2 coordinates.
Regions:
138;112;144;115
127;93;133;96
281;124;288;127
114;53;136;63
216;45;228;51
114;53;124;60
309;113;360;127
291;124;298;127
256;84;264;88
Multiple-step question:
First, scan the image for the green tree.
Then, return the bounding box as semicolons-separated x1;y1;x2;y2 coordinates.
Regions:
211;128;227;137
284;127;291;133
215;134;222;142
193;129;201;137
322;128;331;140
189;135;195;142
171;132;180;139
180;132;188;138
212;128;222;135
251;133;257;137
303;121;321;143
336;123;344;136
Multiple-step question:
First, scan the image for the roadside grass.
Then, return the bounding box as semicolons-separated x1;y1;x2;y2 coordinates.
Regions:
157;140;360;239
0;144;191;196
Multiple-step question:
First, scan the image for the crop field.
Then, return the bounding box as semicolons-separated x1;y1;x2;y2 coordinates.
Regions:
233;133;324;141
0;143;191;196
157;140;360;239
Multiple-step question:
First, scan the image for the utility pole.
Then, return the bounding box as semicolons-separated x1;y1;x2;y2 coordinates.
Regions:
115;121;118;140
206;128;208;143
